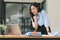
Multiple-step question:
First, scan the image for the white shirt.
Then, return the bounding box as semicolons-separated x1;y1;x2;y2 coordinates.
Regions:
31;10;50;27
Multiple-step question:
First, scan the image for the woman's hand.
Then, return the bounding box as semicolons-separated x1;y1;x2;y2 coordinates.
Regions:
33;16;38;31
46;27;51;35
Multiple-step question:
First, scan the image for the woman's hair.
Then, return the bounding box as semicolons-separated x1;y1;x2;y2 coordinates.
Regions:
30;3;42;21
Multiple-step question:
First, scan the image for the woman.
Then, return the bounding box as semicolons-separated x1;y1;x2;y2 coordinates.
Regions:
30;3;51;35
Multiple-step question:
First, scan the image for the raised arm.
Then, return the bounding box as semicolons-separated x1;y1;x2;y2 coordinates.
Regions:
33;16;38;31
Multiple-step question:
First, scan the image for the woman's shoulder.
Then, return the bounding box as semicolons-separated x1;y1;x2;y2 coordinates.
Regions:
38;10;47;16
41;10;46;13
40;10;48;17
38;10;45;15
41;10;47;15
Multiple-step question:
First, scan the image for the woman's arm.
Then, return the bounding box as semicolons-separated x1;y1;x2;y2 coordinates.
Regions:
46;27;51;35
42;10;51;34
33;16;38;31
46;27;50;32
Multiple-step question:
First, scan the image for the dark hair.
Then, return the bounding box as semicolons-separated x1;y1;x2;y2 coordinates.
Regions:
30;3;42;21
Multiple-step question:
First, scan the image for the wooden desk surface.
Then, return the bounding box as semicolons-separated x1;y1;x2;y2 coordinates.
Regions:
0;35;60;38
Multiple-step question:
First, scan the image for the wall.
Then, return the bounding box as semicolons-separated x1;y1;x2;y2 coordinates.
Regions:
46;0;60;32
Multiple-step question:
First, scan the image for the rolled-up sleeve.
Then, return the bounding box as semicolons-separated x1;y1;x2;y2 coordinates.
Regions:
42;10;50;27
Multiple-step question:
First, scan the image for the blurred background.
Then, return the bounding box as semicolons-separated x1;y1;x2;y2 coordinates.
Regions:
5;1;46;34
0;0;60;34
4;0;46;34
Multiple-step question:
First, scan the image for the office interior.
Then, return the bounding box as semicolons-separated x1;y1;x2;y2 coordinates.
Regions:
0;0;60;36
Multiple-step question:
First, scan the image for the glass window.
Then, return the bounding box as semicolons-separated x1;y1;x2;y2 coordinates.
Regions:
5;2;46;34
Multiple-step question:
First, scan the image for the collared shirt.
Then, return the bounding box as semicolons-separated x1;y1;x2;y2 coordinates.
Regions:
31;10;50;27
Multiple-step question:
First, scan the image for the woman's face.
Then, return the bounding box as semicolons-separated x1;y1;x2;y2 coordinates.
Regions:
31;5;38;15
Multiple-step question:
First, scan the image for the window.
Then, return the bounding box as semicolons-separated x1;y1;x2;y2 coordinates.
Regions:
5;2;46;34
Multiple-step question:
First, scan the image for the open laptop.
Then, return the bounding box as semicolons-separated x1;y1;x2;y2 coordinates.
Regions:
7;24;21;35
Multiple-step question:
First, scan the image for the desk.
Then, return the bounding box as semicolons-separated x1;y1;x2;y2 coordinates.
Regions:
0;35;60;38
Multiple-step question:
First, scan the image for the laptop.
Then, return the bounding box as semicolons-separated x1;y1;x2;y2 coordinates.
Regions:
7;24;21;35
